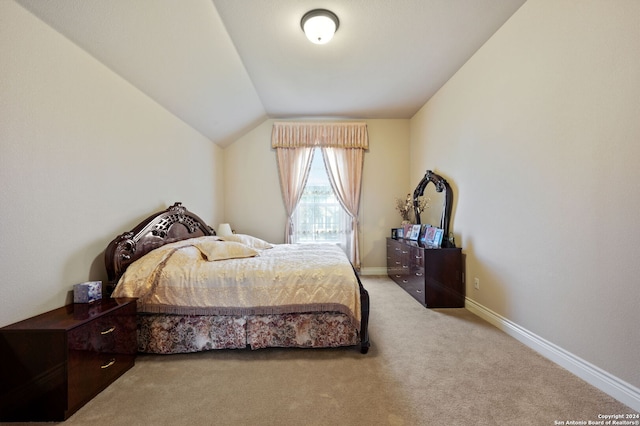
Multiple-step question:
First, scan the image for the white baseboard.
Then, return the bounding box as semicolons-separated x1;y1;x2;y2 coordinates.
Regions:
465;297;640;412
359;267;387;276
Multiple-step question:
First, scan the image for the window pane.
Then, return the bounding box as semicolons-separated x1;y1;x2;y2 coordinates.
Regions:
292;148;348;244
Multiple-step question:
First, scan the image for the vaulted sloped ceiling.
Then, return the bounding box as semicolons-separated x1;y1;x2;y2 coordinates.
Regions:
16;0;526;147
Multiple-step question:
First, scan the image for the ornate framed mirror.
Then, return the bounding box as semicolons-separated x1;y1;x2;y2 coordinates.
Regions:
412;170;454;247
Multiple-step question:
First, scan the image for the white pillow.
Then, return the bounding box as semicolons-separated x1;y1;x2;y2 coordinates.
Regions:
192;240;259;261
219;234;273;250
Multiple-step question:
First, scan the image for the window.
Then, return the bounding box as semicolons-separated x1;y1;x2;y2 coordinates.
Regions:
292;148;349;246
272;121;367;269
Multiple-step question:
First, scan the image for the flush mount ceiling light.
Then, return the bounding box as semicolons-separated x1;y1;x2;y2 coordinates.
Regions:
300;9;339;45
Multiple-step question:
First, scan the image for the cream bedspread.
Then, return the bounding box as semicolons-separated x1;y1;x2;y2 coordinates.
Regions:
112;237;361;327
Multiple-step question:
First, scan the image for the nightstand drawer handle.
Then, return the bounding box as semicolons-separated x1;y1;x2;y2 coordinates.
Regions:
101;358;116;369
101;326;116;335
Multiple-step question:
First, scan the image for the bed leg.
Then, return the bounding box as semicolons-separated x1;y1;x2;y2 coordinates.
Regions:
355;269;370;354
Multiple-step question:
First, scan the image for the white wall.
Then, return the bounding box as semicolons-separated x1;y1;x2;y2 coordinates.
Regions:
0;1;224;327
410;0;640;397
360;120;411;272
223;118;410;274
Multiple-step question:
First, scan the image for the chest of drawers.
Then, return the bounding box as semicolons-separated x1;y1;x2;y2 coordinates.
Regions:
0;298;137;421
387;238;464;308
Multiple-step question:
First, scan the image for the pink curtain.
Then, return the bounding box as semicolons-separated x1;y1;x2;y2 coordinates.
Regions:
321;147;364;270
272;122;368;268
275;147;314;243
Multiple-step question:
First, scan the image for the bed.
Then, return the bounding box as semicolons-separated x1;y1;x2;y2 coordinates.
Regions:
105;202;370;354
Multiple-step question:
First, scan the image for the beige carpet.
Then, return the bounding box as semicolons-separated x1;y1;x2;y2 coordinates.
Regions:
24;276;635;425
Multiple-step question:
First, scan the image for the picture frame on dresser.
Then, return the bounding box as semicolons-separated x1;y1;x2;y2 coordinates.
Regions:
393;227;404;239
433;228;444;247
420;226;444;247
402;223;413;239
422;226;436;245
408;224;421;240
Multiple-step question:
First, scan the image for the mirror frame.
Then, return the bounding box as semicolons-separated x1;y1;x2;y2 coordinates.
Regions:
413;170;454;247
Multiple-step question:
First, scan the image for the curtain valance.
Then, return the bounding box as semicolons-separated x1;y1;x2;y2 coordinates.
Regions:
271;122;369;149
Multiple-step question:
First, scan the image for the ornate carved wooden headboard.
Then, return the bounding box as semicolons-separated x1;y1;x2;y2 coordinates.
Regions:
104;202;215;286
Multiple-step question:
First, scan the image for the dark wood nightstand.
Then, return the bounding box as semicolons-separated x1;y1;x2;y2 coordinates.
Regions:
0;298;137;421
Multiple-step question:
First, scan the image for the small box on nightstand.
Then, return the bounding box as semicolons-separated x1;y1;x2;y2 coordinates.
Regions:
73;281;102;303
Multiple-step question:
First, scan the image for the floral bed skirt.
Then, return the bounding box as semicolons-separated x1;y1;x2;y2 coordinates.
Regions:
137;312;360;354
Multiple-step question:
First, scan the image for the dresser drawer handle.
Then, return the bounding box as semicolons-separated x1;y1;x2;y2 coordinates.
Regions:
416;289;423;294
415;256;422;259
415;272;423;276
402;280;408;283
101;358;116;369
101;326;116;335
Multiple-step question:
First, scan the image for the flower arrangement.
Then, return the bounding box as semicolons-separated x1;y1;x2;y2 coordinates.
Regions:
395;194;429;223
395;193;413;222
